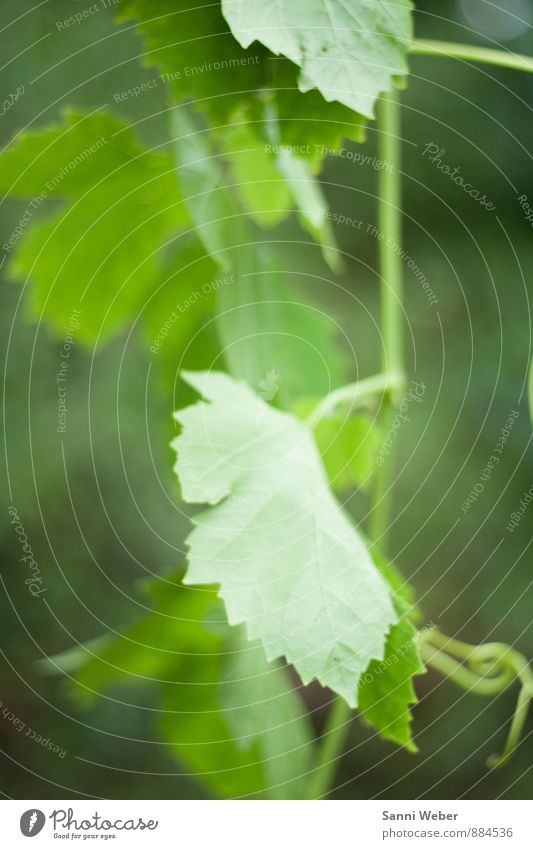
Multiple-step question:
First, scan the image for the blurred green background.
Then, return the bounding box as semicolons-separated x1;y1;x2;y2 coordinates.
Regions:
1;0;532;799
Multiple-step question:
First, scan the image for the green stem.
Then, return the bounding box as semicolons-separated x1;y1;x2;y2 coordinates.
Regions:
307;92;405;799
411;39;533;74
376;92;404;384
305;697;352;799
369;91;405;545
307;370;403;430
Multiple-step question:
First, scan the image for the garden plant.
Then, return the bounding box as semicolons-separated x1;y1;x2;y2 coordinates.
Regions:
2;0;533;799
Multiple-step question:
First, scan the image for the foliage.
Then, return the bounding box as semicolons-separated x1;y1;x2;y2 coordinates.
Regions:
3;0;530;801
172;370;398;704
45;572;312;798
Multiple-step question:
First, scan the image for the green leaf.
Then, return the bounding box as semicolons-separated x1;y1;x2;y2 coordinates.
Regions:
172;370;397;706
142;240;220;373
172;107;346;405
2;110;188;341
117;0;267;125
219;635;312;798
221;0;413;118
220;122;292;228
220;119;344;272
159;632;312;798
46;571;312;798
118;0;365;151
358;617;424;751
171;107;236;264
42;572;217;698
215;240;346;406
356;552;424;750
273;146;344;273
269;58;367;152
311;412;382;492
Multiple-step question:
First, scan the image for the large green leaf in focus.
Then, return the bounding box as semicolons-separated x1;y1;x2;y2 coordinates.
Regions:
222;0;413;118
1;110;188;341
172;370;397;705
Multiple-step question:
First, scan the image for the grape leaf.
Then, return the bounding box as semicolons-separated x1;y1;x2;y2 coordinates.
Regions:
172;370;397;705
272;146;344;273
358;617;424;751
161;626;313;798
172;107;346;404
172;105;341;270
117;0;267;125
222;0;413;118
356;552;424;750
142;240;220;375
220;118;343;272
1;110;189;341
270;58;367;152
309;410;382;492
219;635;312;798
118;0;366;151
44;572;312;799
214;241;346;406
220;122;292;228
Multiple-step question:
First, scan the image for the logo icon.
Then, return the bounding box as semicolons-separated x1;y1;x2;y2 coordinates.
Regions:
20;810;46;837
258;369;279;403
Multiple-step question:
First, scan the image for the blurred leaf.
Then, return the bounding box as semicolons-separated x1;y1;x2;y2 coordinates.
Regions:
41;572;216;697
219;635;312;798
312;412;382;492
142;240;220;373
172;106;346;405
2;110;188;341
221;0;413;118
274;147;344;273
270;58;367;152
160;627;313;798
45;570;312;798
171;107;236;263
221;122;292;228
117;0;267;126
221;119;344;272
215;240;345;406
118;0;365;151
173;370;397;706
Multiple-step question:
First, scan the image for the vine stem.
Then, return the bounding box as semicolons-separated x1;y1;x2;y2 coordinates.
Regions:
306;370;403;430
411;39;533;74
420;629;533;767
305;697;352;799
369;90;405;545
306;91;405;799
305;36;533;799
